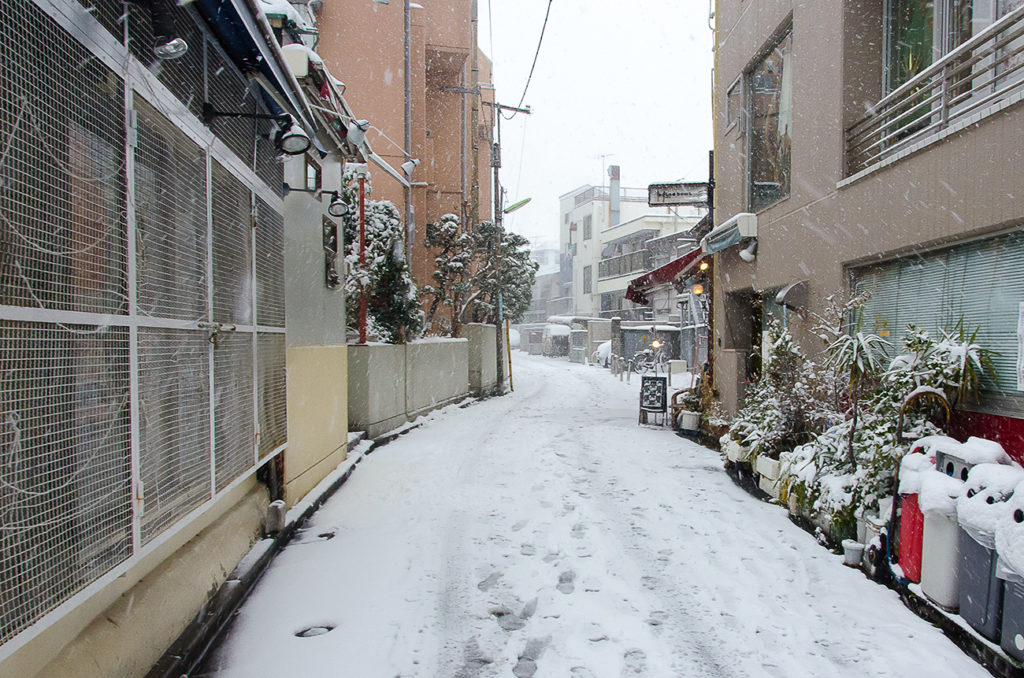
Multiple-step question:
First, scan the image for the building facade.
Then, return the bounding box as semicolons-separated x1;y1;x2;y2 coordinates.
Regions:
316;0;495;321
0;0;361;674
711;0;1024;446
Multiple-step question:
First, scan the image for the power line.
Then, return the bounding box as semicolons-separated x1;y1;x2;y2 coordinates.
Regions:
506;0;553;118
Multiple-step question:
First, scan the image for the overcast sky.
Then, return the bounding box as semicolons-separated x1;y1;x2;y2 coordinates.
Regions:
478;0;715;249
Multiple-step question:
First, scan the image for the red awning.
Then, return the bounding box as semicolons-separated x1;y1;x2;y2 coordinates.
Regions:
625;247;704;305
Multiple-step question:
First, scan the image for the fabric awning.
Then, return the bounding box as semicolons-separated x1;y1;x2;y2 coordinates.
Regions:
625;247;704;305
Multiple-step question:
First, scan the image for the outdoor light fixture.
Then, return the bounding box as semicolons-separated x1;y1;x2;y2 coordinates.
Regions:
699;260;709;271
401;158;420;175
274;118;312;155
282;183;349;217
346;120;371;148
202;104;311;156
130;0;188;59
692;284;705;296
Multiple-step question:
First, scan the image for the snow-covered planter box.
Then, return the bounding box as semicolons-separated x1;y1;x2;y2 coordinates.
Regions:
759;474;782;500
755;456;781;481
724;439;754;463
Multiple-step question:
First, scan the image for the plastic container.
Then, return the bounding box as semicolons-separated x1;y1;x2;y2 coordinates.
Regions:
996;478;1024;661
919;470;965;610
957;464;1023;641
897;451;935;583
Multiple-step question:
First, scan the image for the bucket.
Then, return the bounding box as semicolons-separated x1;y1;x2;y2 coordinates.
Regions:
842;539;865;567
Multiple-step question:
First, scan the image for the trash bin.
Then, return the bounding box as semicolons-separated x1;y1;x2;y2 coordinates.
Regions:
938;436;1011;482
996;479;1024;662
957;464;1024;641
919;470;966;610
897;450;935;583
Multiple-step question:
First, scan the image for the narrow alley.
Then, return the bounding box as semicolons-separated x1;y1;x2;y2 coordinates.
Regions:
200;354;987;677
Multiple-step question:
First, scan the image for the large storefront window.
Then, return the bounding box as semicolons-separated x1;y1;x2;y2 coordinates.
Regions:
852;230;1024;406
747;29;792;212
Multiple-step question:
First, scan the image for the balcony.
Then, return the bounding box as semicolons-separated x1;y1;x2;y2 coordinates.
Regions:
598;250;651;280
846;6;1024;177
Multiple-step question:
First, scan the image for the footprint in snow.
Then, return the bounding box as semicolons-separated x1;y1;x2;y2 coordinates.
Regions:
477;572;501;591
557;570;576;594
513;638;547;678
521;543;537;556
571;523;586;539
512;520;529;532
622;649;647;675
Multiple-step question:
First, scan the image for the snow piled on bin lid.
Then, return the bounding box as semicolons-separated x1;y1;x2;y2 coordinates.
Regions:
957;463;1024;549
909;434;962;461
959;436;1011;465
995;478;1024;579
898;451;935;495
918;471;964;516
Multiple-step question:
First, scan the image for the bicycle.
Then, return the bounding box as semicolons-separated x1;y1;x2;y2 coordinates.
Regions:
631;340;667;374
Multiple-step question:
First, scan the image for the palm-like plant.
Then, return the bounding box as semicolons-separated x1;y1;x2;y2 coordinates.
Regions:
824;322;891;466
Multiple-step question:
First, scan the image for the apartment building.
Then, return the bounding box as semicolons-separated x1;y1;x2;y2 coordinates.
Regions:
317;0;494;310
560;167;702;321
710;0;1024;445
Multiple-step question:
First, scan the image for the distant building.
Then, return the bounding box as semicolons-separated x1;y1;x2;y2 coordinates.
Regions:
560;166;703;321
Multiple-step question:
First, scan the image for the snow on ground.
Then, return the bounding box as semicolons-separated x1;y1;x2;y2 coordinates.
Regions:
200;353;989;678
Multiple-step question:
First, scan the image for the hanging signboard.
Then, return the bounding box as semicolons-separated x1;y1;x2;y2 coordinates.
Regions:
640;376;668;413
648;182;709;207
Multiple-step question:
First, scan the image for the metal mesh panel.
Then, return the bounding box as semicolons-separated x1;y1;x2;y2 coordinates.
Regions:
0;321;131;644
206;45;256;167
214;332;254;491
135;97;208;321
138;328;210;543
212;161;253;325
78;0;125;42
255;199;285;327
255;129;284;196
0;1;127;314
257;333;287;457
126;1;206;117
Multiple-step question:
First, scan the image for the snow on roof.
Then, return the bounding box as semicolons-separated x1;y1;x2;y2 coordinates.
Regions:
546;324;571;336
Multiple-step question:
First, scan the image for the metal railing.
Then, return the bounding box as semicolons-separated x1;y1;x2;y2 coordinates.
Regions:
846;6;1024;175
598;250;651;279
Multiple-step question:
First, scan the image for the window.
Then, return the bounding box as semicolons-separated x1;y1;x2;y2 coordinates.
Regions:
747;29;792;212
583;215;592;241
726;76;743;130
852;229;1024;402
583;265;592;293
884;0;1005;94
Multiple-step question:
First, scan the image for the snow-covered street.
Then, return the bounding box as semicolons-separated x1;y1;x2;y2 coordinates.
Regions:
201;353;989;678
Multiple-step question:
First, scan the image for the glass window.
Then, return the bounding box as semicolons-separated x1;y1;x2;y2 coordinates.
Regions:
726;77;743;129
583;265;592;293
583;215;592;241
747;29;792;212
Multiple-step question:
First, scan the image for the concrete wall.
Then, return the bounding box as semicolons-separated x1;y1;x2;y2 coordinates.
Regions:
464;323;497;395
8;480;267;678
283;156;350;505
348;338;471;438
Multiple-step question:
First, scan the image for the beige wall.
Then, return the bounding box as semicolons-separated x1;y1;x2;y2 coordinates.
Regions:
348;338;473;438
7;481;267;678
464;323;497;395
711;0;1024;413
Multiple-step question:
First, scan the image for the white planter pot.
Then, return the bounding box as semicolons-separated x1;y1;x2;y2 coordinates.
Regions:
755;455;781;480
758;474;781;500
842;539;865;567
725;440;753;463
679;410;700;432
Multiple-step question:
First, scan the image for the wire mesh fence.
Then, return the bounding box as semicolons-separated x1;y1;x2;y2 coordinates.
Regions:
0;0;289;646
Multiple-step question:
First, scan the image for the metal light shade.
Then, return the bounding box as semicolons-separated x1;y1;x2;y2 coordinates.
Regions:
327;195;349;217
276;121;311;155
154;37;188;60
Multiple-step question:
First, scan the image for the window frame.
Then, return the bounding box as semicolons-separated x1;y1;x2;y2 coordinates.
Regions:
745;24;793;213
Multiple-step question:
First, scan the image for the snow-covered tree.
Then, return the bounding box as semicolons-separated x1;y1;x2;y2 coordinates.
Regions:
464;221;538;325
340;170;422;343
421;213;473;336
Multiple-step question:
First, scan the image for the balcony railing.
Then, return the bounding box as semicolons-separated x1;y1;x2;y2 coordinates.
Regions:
598;250;651;279
846;6;1024;175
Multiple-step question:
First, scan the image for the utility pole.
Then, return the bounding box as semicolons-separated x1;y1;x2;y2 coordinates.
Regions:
483;100;531;395
404;0;413;261
469;0;479;232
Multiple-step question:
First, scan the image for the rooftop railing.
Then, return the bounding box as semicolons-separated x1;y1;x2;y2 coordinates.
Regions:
846;6;1024;176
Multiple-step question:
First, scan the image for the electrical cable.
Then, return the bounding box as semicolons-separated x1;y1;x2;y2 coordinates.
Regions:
505;0;553;118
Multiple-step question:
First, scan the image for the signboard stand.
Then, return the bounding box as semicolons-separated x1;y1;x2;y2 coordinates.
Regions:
639;375;668;426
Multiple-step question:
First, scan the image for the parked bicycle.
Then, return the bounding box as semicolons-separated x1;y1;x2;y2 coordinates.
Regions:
631;340;668;374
